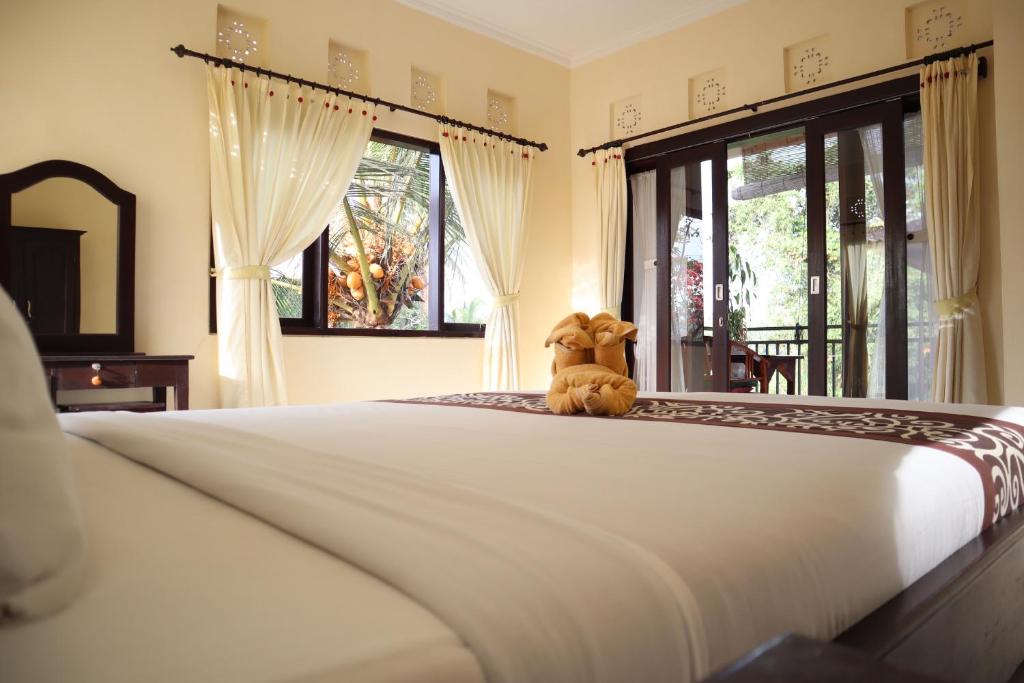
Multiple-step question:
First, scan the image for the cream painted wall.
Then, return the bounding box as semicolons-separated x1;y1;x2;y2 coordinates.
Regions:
993;0;1024;406
2;0;1015;406
0;0;572;408
569;0;1010;403
12;178;119;334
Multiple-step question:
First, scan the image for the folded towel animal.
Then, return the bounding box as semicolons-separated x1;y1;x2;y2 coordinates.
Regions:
544;312;594;375
544;312;638;416
547;364;639;416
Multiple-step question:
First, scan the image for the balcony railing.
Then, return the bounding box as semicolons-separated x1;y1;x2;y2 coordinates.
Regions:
698;322;932;397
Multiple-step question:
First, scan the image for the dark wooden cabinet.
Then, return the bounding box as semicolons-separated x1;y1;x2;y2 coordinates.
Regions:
41;354;193;412
9;226;82;334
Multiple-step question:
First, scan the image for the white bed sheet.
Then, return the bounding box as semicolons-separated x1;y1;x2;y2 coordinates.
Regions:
143;391;1000;671
0;435;484;683
5;390;1016;682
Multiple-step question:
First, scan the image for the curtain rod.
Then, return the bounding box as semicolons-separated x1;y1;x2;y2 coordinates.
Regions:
577;40;993;157
170;44;549;151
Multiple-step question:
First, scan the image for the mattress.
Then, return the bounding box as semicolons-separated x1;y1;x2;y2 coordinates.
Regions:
0;435;484;683
5;390;1020;682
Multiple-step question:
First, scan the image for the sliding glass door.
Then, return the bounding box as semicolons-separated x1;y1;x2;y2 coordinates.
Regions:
807;101;907;398
665;153;720;392
823;124;887;398
626;99;923;399
726;128;809;394
627;143;727;393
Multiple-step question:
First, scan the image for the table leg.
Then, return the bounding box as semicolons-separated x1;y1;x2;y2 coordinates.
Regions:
174;366;189;410
784;360;796;395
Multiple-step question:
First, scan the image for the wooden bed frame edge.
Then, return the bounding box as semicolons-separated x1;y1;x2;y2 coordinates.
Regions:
837;507;1024;682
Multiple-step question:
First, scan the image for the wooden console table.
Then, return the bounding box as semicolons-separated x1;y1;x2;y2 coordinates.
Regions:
41;353;193;412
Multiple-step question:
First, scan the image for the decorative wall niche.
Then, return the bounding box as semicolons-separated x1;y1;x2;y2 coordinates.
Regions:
784;35;833;92
689;68;728;119
215;6;265;66
327;41;370;94
611;95;642;139
486;90;516;134
410;67;444;115
906;0;967;58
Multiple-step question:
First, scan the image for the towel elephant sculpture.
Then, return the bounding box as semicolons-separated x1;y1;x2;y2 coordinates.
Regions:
544;312;639;417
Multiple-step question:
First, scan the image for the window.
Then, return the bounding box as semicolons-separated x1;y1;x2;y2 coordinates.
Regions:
214;131;485;337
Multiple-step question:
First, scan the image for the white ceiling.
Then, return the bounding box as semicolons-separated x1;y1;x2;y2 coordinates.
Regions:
396;0;747;68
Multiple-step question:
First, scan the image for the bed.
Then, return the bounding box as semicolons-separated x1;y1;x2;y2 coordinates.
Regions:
3;391;1023;683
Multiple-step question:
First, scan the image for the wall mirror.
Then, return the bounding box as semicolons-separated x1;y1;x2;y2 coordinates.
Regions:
0;160;135;352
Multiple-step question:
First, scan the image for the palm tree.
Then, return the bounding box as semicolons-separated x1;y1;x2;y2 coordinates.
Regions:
327;141;436;329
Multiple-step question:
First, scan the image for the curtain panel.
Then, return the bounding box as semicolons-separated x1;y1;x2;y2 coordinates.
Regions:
438;125;534;391
920;54;987;404
206;64;374;407
594;149;628;317
858;125;885;399
630;171;657;392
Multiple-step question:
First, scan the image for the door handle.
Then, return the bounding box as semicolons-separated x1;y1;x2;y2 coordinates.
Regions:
810;276;820;295
715;284;724;301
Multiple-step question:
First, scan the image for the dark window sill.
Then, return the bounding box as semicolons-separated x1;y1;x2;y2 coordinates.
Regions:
208;318;484;338
278;322;485;339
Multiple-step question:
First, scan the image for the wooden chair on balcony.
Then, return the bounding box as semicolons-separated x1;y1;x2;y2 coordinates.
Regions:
728;341;768;393
702;338;767;393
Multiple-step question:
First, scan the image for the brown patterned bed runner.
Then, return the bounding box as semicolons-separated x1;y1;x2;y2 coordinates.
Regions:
385;392;1024;530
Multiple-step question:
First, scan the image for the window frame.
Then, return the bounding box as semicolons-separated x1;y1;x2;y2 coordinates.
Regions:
209;129;485;338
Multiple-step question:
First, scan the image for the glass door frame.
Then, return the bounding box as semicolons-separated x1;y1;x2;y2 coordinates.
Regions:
805;99;909;398
624;75;920;398
654;141;729;392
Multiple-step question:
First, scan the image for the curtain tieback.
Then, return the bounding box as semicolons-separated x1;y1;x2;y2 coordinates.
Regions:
494;293;520;306
935;289;978;319
211;265;272;280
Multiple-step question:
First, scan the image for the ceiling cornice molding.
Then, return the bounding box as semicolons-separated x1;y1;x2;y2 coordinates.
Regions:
395;0;748;69
568;0;748;67
395;0;573;66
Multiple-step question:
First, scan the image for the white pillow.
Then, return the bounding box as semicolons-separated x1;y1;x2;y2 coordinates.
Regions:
0;291;86;621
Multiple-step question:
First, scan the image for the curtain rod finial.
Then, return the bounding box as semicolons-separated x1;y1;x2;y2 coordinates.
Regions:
171;44;186;58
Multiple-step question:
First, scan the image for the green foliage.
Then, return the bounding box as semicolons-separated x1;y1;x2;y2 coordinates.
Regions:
270;277;302;318
727;306;746;342
448;298;486;324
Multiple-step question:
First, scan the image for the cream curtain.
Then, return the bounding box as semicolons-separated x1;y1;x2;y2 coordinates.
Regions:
439;125;533;391
630;171;657;391
669;169;690;393
904;112;938;402
207;64;374;407
859;125;885;399
920;54;987;404
595;148;628;317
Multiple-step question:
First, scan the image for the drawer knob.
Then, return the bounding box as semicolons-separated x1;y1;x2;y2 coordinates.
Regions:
90;363;102;386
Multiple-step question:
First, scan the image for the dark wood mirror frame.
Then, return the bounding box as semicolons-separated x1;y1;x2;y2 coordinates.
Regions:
0;159;135;353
